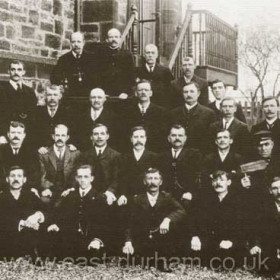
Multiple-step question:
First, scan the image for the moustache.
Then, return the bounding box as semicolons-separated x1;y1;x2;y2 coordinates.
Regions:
174;140;181;143
147;183;157;188
56;140;64;144
12;137;20;140
12;180;20;184
135;142;143;146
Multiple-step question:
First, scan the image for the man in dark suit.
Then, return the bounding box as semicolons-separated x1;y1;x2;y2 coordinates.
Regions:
0;166;45;259
209;97;251;158
158;125;202;208
80;123;121;206
0;121;39;188
74;88;119;151
124;79;166;152
122;168;186;269
168;82;216;152
135;44;174;108
0;60;37;141
47;165;110;260
251;96;280;152
39;124;80;205
201;129;244;188
118;126;158;206
190;170;245;267
32;84;73;148
208;79;246;122
99;28;134;98
50;32;99;100
171;56;208;107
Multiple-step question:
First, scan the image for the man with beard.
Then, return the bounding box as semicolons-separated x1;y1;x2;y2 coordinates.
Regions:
39;124;80;205
135;44;174;108
190;170;245;268
171;57;208;107
0;166;45;259
209;97;251;158
251;96;280;153
118;126;158;205
74;88;119;150
0;60;37;142
32;84;73;148
99;28;134;98
208;79;246;122
124;79;166;152
50;32;99;102
158;125;202;209
122;168;186;270
0;121;39;188
201;129;244;188
168;82;215;152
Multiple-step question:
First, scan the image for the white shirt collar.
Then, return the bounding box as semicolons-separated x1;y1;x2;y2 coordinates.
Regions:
91;107;103;121
266;117;278;125
72;51;82;58
53;145;66;158
185;102;197;111
183;75;193;84
95;145;107;155
218;191;228;202
146;63;155;72
9;80;22;90
223;117;234;129
218;149;229;162
172;147;183;158
215;100;221;110
47;106;58;116
138;102;150;113
79;185;92;197
147;192;159;207
133;148;145;161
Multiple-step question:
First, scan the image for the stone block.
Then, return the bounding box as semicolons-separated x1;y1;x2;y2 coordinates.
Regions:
29;10;39;25
13;15;27;23
41;0;52;12
51;50;58;58
53;0;62;16
0;0;8;9
45;33;61;49
0;39;10;50
22;25;35;39
10;3;23;13
41;22;53;32
83;0;113;23
0;10;11;22
62;39;70;50
41;49;49;57
0;23;4;37
6;25;15;39
55;20;63;35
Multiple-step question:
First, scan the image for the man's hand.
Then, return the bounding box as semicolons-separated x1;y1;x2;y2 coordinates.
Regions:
118;93;128;100
182;192;192;201
191;236;201;251
122;241;134;255
24;220;40;230
219;240;233;250
104;191;116;205
88;239;103;250
159;218;170;234
117;195;127;206
38;147;48;155
241;174;251;189
47;224;60;232
68;144;77;151
0;136;7;145
61;188;75;197
250;246;261;255
42;189;53;198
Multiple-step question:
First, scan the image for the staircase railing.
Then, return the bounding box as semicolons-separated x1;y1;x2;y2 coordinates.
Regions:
168;4;193;78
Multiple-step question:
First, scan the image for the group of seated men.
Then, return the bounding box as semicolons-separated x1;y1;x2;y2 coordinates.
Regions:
0;29;279;274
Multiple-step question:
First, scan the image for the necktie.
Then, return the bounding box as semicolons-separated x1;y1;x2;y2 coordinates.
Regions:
173;150;178;160
76;54;80;60
97;149;102;158
149;66;153;73
224;121;229;130
50;108;55;118
140;105;145;116
267;122;273;130
81;191;85;198
14;148;18;155
57;149;63;160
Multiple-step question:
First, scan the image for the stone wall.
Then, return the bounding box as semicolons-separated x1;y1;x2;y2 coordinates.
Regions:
0;0;75;101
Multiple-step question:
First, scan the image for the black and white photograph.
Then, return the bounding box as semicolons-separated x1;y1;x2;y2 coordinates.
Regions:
0;0;280;279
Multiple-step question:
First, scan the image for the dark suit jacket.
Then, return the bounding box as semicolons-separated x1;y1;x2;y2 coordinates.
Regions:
125;191;186;244
171;75;209;107
32;105;73;148
124;102;167;152
80;146;121;194
0;186;44;257
0;82;37;135
209;118;251;157
168;104;216;152
99;46;134;96
39;146;80;194
50;51;99;97
208;101;246;123
135;63;174;108
0;142;40;188
73;105;119;151
120;149;158;197
158;147;202;200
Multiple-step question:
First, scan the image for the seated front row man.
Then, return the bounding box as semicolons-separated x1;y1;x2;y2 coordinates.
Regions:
123;168;186;269
0;166;45;259
47;165;110;260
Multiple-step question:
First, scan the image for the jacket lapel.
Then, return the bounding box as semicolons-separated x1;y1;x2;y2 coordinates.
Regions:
48;146;57;170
